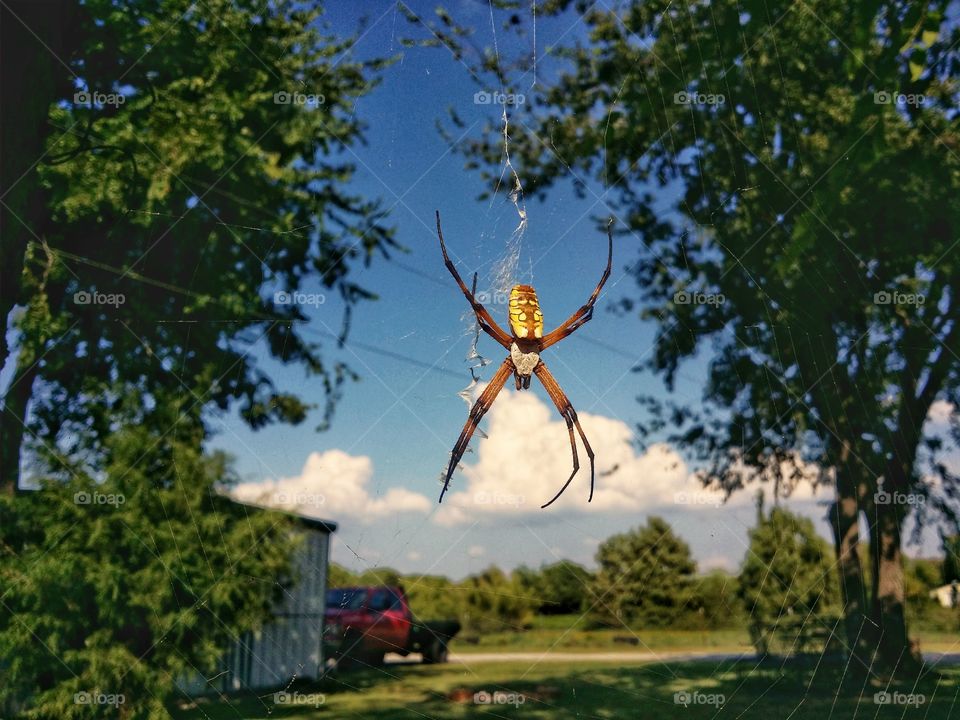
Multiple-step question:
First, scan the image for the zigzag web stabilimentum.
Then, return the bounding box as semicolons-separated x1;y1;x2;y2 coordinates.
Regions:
438;0;535;490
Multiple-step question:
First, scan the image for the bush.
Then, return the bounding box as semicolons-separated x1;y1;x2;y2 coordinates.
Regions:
676;571;746;630
590;517;697;628
458;566;535;633
738;506;838;655
0;437;294;719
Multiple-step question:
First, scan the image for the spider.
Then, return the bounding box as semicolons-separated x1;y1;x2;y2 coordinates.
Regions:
435;210;613;509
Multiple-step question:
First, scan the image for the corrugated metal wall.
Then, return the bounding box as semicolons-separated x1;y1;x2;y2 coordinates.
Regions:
178;526;331;695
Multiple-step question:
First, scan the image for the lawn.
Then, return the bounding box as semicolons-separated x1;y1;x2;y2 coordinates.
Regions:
173;657;960;719
452;614;959;655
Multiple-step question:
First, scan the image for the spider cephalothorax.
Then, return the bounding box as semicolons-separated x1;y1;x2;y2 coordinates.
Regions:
435;210;613;508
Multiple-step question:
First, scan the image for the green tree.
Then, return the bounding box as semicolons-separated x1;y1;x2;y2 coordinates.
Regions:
403;575;463;622
428;0;960;674
1;1;393;715
683;570;744;630
328;562;358;589
739;504;838;655
538;561;593;615
944;535;960;585
0;430;296;718
357;567;403;587
1;0;394;492
459;565;535;633
512;561;592;615
591;516;696;628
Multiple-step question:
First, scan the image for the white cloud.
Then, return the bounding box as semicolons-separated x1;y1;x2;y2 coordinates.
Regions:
700;554;737;572
927;400;955;425
434;387;729;525
231;449;431;523
467;545;485;558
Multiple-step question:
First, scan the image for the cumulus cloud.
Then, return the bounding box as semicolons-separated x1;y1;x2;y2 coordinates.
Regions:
927;400;956;425
434;387;729;525
231;449;431;523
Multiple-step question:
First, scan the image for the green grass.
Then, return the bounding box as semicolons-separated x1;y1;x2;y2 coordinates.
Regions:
173;658;960;719
453;615;959;655
456;625;751;653
455;615;753;654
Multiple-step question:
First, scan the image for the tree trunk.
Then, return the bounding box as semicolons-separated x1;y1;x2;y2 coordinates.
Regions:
0;360;37;492
0;0;75;494
868;494;919;674
829;489;867;657
868;438;923;675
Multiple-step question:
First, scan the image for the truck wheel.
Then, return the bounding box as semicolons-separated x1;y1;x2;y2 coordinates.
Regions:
366;650;385;667
338;631;376;671
422;638;449;664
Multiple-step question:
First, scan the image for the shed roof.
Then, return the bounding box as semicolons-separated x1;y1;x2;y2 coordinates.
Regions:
230;499;338;533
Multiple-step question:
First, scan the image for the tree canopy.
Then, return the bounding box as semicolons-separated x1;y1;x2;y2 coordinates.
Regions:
592;516;697;627
2;0;396;492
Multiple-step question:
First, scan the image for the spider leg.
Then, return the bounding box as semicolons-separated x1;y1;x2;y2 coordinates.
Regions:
534;361;595;508
539;222;613;350
439;356;514;502
436;211;513;350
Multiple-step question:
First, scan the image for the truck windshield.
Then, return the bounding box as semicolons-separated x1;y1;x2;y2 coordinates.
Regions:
326;588;367;610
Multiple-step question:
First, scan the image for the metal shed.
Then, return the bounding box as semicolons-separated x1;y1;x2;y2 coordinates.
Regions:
179;504;337;694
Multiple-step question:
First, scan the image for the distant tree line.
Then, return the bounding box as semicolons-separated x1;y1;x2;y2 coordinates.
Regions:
331;511;959;644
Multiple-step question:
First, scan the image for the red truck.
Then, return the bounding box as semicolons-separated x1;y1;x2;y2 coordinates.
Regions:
323;586;461;667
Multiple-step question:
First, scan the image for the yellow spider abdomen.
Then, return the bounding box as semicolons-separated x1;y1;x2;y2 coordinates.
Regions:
509;285;543;339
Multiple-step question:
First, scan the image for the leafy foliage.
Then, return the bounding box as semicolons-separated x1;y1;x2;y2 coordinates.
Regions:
944;535;960;584
403;575;464;624
328;562;360;589
457;566;535;633
8;0;396;487
739;505;838;654
591;516;696;628
515;561;594;615
0;432;296;719
680;570;745;630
